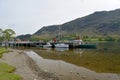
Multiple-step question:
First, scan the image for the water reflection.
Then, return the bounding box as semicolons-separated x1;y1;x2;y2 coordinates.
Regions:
16;42;120;74
73;49;84;57
34;42;120;73
26;51;120;80
54;47;69;51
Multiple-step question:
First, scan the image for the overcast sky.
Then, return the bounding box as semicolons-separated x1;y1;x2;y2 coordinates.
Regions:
0;0;120;35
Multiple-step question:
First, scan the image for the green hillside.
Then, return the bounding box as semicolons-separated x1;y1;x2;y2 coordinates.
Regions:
34;9;120;38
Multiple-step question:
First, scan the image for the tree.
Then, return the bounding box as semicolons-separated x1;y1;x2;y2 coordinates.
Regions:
0;28;3;37
0;28;3;41
1;29;16;48
2;29;16;41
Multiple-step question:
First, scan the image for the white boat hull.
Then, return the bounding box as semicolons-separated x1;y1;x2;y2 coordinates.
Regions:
55;43;69;48
43;43;51;48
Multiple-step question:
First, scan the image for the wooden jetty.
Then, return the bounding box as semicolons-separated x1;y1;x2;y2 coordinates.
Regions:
8;41;96;49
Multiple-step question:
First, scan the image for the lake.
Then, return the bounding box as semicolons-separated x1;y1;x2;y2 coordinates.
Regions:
25;42;120;80
33;42;120;73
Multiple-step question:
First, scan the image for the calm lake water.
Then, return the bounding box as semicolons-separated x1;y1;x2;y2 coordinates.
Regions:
24;42;120;80
33;42;120;73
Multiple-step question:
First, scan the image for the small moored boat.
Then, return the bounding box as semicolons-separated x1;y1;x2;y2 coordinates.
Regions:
43;42;52;48
55;43;69;48
79;44;97;48
72;39;96;48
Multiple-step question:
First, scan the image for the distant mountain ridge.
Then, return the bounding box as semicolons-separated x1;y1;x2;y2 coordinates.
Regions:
34;9;120;38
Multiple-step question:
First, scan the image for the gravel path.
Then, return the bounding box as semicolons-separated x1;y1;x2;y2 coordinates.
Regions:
0;49;59;80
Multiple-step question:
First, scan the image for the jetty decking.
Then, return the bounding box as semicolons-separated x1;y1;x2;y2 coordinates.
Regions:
7;41;96;49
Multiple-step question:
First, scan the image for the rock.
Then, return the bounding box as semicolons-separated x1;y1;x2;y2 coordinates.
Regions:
44;69;48;72
70;71;72;73
76;72;79;74
82;75;86;79
95;78;99;80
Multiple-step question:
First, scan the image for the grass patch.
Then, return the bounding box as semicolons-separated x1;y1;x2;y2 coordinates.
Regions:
0;63;15;73
0;47;22;80
0;63;22;80
0;47;9;58
0;72;21;80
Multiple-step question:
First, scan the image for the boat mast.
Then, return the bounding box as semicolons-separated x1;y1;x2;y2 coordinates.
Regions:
59;25;61;42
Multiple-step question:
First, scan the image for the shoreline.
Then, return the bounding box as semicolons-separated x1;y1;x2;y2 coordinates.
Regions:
25;51;59;80
0;49;59;80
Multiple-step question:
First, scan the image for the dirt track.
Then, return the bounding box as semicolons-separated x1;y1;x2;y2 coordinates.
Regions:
0;49;59;80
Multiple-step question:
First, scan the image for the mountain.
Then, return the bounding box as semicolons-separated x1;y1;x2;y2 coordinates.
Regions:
16;34;32;41
34;9;120;38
